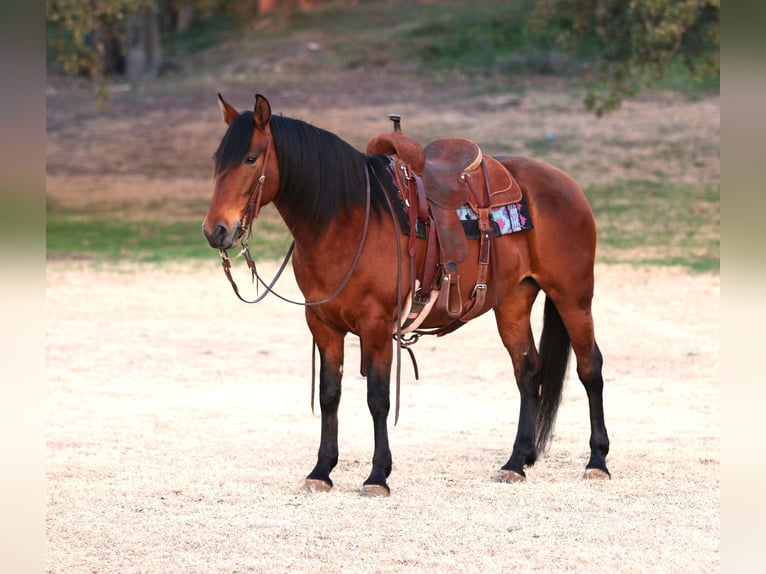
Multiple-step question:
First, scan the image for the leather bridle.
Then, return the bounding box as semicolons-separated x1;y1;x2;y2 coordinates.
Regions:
218;138;373;308
235;137;272;243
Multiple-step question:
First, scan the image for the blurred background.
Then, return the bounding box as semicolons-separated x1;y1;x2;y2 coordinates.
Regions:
45;0;719;269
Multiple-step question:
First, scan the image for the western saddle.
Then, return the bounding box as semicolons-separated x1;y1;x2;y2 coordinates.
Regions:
367;115;523;335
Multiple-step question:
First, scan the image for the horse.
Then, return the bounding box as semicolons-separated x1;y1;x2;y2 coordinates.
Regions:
202;93;610;496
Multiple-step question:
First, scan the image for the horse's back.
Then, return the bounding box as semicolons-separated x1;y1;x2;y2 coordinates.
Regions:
497;156;592;221
495;155;596;288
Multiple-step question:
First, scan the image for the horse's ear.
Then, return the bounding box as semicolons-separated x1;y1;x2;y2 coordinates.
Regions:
218;93;239;125
254;94;272;131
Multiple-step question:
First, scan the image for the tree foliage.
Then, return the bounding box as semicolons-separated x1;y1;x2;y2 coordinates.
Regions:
46;0;233;82
47;0;157;79
533;0;720;115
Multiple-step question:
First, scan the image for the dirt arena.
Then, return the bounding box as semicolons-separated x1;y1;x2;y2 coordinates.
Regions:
46;258;719;572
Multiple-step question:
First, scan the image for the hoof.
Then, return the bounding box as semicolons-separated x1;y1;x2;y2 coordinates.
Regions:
360;484;390;497
583;468;611;480
303;478;333;492
498;470;526;483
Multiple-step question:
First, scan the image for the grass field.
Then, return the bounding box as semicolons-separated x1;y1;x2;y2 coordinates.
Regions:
46;180;719;271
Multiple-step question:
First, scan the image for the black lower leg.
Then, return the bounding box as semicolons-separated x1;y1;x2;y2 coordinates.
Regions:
306;354;342;486
363;365;392;492
579;344;610;475
502;352;539;476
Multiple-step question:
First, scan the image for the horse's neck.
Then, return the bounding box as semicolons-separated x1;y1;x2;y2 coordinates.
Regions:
273;197;361;255
281;209;371;304
310;219;367;257
273;160;375;250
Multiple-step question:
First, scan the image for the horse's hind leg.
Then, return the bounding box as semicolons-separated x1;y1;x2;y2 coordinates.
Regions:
303;310;346;492
494;279;542;481
579;341;610;478
553;294;611;478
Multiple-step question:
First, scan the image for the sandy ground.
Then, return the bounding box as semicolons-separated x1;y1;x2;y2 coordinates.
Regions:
46;259;719;573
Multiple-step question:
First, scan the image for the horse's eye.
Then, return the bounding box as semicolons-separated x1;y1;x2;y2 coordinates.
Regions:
244;156;258;166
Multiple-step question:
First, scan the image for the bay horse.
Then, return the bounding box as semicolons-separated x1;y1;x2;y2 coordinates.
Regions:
202;93;610;495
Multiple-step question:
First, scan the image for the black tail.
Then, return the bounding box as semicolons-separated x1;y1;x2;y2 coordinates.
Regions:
535;296;571;452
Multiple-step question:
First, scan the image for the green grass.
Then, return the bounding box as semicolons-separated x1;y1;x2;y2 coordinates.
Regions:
585;180;719;272
46;179;719;272
395;2;568;76
46;215;292;264
653;58;720;96
282;0;717;91
161;12;244;58
283;0;572;77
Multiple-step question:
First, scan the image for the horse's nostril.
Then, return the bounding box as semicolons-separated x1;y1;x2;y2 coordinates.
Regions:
203;222;230;247
213;224;228;241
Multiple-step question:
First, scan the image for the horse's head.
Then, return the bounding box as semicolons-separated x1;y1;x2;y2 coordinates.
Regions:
202;93;280;250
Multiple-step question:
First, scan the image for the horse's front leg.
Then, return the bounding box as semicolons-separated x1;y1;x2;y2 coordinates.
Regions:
360;326;394;496
303;310;346;492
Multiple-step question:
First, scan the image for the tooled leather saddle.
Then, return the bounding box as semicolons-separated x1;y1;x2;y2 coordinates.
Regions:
367;116;523;333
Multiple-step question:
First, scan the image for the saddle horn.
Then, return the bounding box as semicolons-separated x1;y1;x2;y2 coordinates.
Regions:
387;113;402;132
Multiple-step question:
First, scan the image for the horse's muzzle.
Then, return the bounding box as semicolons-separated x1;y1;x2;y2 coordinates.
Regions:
202;220;239;250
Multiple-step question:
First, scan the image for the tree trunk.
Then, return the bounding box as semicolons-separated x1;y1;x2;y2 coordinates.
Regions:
125;10;163;80
176;0;196;32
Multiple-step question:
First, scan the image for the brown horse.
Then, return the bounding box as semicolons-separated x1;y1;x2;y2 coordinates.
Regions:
202;93;610;495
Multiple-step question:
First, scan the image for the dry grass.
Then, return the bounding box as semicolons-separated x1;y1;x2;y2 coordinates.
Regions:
46;82;719;214
46;262;719;573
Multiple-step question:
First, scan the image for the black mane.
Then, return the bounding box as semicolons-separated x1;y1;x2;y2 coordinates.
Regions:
214;111;388;233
